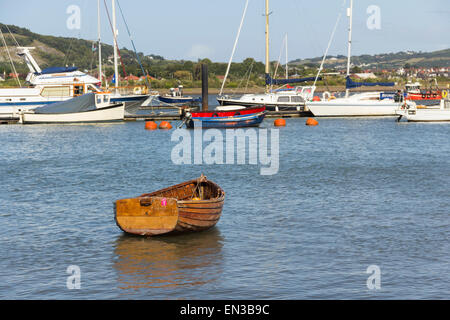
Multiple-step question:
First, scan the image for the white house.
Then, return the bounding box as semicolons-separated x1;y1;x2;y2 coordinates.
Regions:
354;72;377;80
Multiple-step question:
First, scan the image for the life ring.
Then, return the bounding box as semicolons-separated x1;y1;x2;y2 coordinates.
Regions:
422;93;426;99
323;91;331;100
442;90;448;99
133;86;142;95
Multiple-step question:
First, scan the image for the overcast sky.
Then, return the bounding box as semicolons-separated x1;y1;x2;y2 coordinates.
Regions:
0;0;449;62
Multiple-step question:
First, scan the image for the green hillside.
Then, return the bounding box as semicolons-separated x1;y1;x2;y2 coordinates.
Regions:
0;23;448;90
291;49;450;70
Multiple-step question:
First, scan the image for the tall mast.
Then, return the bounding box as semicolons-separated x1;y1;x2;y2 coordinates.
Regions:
97;0;103;87
345;0;353;98
265;0;270;93
112;0;119;90
285;33;288;79
219;0;249;97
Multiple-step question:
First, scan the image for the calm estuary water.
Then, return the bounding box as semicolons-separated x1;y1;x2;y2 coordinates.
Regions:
0;101;449;299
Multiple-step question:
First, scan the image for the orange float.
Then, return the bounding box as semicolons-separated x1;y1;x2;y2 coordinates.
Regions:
312;96;321;102
159;121;173;130
145;121;158;130
305;118;319;126
274;119;286;127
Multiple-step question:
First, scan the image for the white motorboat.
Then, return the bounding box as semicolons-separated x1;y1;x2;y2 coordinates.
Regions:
19;92;124;124
0;47;101;118
396;97;450;122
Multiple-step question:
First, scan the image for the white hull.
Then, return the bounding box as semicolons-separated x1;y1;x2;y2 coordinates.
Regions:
218;86;315;111
20;104;124;124
307;94;401;117
0;87;72;117
397;100;450;122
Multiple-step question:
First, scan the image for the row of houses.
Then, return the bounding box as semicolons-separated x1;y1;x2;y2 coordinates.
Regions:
396;67;450;78
328;67;450;80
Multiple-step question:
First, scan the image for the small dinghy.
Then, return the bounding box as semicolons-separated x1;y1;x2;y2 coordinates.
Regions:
114;175;225;236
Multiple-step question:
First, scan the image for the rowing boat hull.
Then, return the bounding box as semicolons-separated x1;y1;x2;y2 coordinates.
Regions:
115;176;225;236
175;198;224;232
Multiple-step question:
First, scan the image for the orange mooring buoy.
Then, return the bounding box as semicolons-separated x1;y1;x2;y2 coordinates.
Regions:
159;121;173;130
145;121;158;130
306;118;319;126
274;118;286;127
312;96;321;102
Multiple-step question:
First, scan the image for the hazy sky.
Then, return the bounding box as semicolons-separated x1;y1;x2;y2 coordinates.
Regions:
0;0;449;62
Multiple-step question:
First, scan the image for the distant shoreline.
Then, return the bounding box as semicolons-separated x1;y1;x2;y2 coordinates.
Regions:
156;85;409;95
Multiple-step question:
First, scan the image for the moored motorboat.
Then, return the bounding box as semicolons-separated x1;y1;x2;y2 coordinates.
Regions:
183;106;266;128
405;81;442;104
158;85;200;104
114;175;225;236
19;92;124;124
396;98;450;122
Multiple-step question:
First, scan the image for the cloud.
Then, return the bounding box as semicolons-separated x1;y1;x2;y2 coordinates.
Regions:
187;44;215;60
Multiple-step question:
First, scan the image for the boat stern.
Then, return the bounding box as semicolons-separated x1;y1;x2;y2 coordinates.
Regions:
114;196;179;236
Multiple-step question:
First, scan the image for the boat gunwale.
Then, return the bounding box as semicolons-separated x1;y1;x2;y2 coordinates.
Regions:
139;177;225;203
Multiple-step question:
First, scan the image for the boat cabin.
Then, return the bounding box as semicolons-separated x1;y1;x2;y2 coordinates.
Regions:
405;82;421;94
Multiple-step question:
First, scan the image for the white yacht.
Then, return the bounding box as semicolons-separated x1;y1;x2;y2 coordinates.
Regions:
216;0;316;113
217;86;316;112
308;92;404;117
0;47;101;118
306;0;406;117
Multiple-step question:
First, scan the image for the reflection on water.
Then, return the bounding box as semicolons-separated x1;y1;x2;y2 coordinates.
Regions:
113;228;224;292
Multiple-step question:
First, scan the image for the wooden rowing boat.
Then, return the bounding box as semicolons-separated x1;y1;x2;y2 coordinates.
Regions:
114;175;225;236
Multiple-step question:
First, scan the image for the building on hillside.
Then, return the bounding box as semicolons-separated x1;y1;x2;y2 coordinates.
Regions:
124;74;140;82
139;75;156;82
354;72;377;79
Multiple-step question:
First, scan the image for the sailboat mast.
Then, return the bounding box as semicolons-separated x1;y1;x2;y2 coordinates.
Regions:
219;0;249;97
97;0;103;87
265;0;270;92
285;33;288;79
345;0;353;98
112;0;119;90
